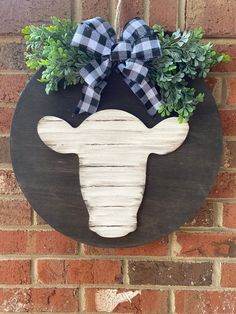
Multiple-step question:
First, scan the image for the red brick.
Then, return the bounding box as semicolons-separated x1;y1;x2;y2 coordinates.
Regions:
205;77;222;105
186;0;236;37
185;200;214;227
30;231;78;255
81;0;110;21
0;0;71;35
149;0;177;31
0;137;11;163
0;231;27;254
176;232;236;257
205;77;218;92
37;259;122;284
0;108;14;135
221;263;236;287
175;291;236;314
212;44;236;72
83;237;168;256
0;288;79;312
223;141;236;169
223;203;236;228
226;77;236;105
118;0;144;31
220;110;236;136
0;169;21;195
85;288;168;313
0;230;77;255
209;172;236;199
0;260;31;284
128;261;212;286
0;199;32;225
0;74;28;103
0;42;27;71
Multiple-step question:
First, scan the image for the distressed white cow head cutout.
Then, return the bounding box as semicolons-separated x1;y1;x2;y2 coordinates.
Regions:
37;110;189;238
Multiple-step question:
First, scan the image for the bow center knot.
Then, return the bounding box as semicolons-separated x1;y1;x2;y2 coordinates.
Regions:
71;17;162;116
110;41;132;62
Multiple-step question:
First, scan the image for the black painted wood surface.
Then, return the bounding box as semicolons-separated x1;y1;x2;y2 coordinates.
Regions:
10;71;222;247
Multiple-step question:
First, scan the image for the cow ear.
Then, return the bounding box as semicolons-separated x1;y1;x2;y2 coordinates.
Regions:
37;116;76;154
149;117;189;155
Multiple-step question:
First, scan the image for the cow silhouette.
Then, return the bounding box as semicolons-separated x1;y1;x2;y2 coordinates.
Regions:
38;110;189;238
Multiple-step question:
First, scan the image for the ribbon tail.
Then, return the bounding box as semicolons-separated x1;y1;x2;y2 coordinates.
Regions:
123;77;162;116
74;80;108;115
75;58;112;115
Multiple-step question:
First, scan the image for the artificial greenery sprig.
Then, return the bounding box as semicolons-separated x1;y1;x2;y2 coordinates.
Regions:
22;17;92;94
150;25;229;121
22;17;230;121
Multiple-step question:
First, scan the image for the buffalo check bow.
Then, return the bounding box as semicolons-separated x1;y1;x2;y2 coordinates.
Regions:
71;17;162;116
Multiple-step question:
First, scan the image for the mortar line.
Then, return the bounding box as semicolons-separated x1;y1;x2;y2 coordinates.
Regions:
0;102;17;108
0;195;27;201
209;198;236;203
220;136;236;141
32;209;38;226
0;163;13;169
0;70;31;75
213;202;223;227
71;0;81;22
211;168;236;173
216;105;236;110
80;243;86;257
0;224;236;233
168;233;175;257
76;242;82;256
0;255;235;262
180;0;187;30
0;283;234;291
1;224;236;232
203;197;236;202
222;76;228;106
169;290;175;314
203;38;236;43
179;226;236;232
79;285;85;312
143;0;150;24
178;0;186;30
223;136;236;142
212;260;222;288
0;225;53;230
218;75;223;107
209;72;236;77
0;35;23;44
220;167;236;173
122;259;129;285
31;257;37;285
109;0;117;27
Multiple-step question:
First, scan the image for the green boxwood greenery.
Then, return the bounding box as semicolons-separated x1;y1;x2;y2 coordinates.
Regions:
22;17;230;121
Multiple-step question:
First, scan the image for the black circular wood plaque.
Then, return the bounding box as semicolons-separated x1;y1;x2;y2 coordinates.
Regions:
10;71;222;247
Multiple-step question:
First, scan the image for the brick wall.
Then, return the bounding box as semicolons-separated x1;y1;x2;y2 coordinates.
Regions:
0;0;235;313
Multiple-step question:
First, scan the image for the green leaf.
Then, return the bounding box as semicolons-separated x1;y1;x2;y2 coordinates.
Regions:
22;18;230;120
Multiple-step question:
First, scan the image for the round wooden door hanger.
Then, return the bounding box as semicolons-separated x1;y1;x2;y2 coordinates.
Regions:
10;71;222;247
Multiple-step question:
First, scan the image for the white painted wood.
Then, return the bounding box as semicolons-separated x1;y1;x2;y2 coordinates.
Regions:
37;110;189;238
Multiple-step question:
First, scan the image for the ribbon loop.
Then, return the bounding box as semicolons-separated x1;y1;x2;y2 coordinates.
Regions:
71;17;162;116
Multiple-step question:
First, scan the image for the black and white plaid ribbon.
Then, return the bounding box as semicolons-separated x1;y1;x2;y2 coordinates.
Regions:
71;17;162;116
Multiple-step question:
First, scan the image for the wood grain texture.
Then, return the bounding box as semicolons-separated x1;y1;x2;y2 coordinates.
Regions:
37;111;189;237
10;71;222;247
